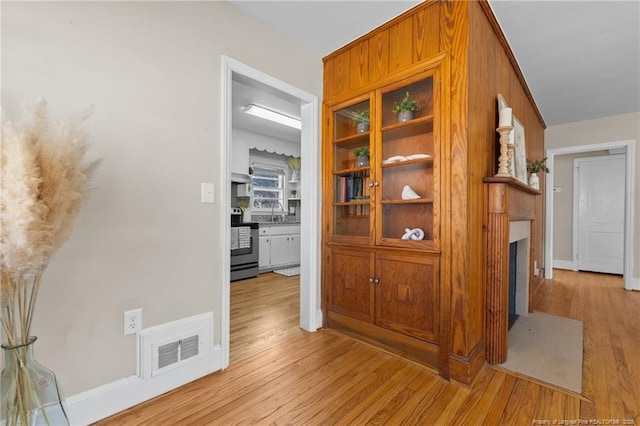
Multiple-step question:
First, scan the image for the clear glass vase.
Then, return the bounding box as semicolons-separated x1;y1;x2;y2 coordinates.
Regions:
1;337;69;426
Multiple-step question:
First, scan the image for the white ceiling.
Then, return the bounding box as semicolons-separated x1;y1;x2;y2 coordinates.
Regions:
232;73;301;143
230;0;639;129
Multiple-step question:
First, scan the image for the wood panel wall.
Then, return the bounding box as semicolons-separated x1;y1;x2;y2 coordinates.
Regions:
322;0;546;385
467;0;547;305
324;1;441;105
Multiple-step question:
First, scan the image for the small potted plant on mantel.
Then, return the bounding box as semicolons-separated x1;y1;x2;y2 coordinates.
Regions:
526;157;549;190
354;146;370;167
393;91;420;123
353;109;370;133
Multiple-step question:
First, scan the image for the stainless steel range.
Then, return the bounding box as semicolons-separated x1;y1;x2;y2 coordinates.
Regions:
230;207;259;281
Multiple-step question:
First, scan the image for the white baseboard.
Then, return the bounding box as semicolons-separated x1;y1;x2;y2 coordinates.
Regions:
66;346;223;425
553;259;577;271
630;277;640;291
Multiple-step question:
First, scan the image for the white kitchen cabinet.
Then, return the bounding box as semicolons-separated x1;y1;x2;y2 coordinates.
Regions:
258;225;300;271
289;235;300;264
259;235;270;269
270;235;290;268
230;138;249;176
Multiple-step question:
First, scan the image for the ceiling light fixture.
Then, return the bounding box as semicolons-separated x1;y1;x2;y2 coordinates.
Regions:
243;104;301;130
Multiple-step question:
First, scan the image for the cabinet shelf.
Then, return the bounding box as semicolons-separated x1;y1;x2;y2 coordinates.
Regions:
333;200;370;206
381;198;433;205
382;114;433;134
333;132;370;145
379;238;434;249
381;158;433;169
334;166;370;176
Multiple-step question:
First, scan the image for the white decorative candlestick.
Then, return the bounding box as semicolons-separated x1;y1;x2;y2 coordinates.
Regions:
507;144;515;176
495;126;514;177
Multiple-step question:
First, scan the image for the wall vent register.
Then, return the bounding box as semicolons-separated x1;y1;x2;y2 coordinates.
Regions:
157;335;199;370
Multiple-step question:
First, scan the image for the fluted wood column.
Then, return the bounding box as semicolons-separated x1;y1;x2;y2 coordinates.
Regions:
486;210;510;364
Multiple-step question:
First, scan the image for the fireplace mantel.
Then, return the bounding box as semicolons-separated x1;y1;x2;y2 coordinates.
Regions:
484;177;540;364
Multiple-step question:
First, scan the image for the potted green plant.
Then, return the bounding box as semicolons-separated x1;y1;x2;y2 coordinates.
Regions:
353;109;370;133
290;189;297;198
526;157;549;190
393;91;420;122
354;146;370;167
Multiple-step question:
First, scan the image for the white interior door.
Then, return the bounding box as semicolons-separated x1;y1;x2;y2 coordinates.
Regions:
575;155;625;274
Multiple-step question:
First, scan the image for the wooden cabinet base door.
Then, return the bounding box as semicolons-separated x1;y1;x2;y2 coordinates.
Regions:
375;253;439;343
328;248;374;323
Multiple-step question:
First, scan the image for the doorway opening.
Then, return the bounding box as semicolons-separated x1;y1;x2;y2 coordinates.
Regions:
220;56;321;368
544;140;637;290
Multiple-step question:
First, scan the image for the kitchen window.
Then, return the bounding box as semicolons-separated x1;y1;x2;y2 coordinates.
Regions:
251;169;285;211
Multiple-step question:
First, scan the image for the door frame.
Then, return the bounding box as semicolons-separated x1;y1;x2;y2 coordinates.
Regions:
545;140;637;290
220;56;322;368
573;154;625;274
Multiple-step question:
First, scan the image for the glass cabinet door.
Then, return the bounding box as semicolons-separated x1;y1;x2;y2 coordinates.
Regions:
377;75;437;249
330;99;372;243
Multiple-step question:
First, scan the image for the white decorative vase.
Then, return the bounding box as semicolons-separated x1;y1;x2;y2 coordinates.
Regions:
529;172;540;190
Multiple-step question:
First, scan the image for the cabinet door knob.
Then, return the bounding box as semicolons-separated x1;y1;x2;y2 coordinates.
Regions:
373;278;380;284
374;182;380;187
369;278;374;283
368;182;374;188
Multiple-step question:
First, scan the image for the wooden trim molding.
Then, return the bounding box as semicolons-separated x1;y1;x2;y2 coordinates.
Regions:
484;178;540;364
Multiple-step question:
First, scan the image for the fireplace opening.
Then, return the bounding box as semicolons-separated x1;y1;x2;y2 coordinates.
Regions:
508;241;519;329
509;220;531;323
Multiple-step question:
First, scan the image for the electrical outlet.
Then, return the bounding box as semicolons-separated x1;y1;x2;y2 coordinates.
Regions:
124;309;142;335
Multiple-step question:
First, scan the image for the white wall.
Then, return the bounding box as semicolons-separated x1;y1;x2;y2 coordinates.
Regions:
2;1;322;396
546;112;640;277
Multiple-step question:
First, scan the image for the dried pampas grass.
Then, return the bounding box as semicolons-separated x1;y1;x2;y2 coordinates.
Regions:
0;99;99;345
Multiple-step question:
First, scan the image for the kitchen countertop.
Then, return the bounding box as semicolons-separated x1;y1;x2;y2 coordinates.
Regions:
258;221;300;226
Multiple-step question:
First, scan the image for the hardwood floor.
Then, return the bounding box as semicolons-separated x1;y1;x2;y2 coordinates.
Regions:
99;270;639;425
534;269;640;421
229;272;302;363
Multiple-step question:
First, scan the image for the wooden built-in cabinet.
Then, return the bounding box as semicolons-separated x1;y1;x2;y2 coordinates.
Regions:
325;67;445;368
323;0;546;385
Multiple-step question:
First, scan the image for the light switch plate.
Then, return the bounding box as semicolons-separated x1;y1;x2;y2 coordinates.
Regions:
553;187;562;193
201;183;215;203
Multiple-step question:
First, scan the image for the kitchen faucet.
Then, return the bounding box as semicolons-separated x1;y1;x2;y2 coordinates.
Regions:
271;201;284;222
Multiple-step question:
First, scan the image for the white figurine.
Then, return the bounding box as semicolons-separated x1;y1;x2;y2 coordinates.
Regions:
401;185;420;200
401;228;425;240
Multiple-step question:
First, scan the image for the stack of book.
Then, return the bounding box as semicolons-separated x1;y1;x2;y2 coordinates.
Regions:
337;173;371;202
